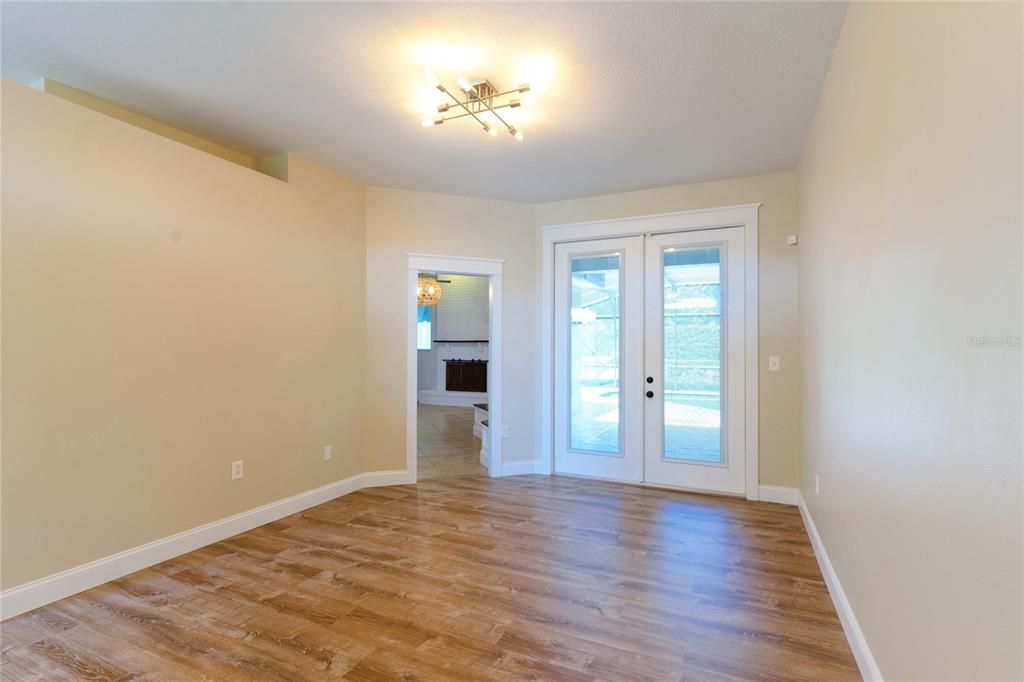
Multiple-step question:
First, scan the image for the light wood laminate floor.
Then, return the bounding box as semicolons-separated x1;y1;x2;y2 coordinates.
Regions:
417;404;486;480
0;475;859;680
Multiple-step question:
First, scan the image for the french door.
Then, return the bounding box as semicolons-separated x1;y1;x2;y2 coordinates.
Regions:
553;237;645;482
553;227;747;495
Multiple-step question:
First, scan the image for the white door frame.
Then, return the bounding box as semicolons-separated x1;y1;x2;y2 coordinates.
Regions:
407;254;503;479
539;204;761;500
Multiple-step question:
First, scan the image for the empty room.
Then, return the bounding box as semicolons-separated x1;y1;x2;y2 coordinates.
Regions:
1;2;1021;680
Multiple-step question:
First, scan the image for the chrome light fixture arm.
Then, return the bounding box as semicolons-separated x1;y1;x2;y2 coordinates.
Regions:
437;83;495;134
425;78;530;140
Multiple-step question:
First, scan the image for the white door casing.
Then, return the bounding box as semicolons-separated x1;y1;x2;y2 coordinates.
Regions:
541;203;760;499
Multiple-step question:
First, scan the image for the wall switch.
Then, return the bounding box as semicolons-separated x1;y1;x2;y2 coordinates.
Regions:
768;355;781;372
502;425;509;438
786;234;799;246
231;460;244;480
815;474;820;496
324;445;333;461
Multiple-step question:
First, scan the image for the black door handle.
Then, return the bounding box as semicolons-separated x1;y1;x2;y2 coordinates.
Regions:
646;390;654;399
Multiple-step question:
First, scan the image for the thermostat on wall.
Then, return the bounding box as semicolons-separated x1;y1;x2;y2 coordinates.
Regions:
786;234;799;246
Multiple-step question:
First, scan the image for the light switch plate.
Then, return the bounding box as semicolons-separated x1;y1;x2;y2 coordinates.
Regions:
768;355;781;372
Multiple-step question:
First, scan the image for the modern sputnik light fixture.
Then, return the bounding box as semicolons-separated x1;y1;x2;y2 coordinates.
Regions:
422;73;529;141
417;275;442;305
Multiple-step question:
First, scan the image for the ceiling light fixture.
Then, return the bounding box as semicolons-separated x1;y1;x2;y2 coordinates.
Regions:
424;75;530;141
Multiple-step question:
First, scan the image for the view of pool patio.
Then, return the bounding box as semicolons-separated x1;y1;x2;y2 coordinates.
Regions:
568;249;724;464
570;385;722;462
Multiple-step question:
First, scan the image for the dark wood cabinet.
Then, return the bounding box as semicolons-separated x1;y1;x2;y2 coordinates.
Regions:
445;359;487;392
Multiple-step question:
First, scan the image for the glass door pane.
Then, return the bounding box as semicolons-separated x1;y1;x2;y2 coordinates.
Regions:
570;254;621;453
554;236;643;483
662;247;722;463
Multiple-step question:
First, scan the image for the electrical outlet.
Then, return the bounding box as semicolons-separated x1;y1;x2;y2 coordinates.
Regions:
231;460;244;480
815;474;820;496
768;355;781;372
324;445;333;461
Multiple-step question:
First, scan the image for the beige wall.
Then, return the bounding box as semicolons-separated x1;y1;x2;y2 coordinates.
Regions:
2;81;802;592
536;171;801;487
797;3;1022;679
1;81;367;589
363;188;536;470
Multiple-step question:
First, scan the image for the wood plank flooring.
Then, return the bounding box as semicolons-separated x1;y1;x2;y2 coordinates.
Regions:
0;475;859;680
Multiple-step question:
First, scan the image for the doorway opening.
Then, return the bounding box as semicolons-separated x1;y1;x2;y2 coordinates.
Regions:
406;255;503;481
416;272;490;479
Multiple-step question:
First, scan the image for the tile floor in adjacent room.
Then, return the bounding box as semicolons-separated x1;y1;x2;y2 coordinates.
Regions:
416;403;487;480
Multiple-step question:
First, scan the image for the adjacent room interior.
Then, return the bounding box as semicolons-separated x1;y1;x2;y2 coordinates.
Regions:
0;2;1020;681
416;272;490;480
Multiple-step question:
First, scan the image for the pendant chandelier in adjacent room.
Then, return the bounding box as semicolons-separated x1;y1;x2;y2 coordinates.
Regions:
417;275;442;305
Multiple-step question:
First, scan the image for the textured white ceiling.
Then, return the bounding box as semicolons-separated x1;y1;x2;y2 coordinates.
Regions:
1;2;846;202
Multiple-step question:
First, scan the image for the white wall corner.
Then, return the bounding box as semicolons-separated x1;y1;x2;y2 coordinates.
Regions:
798;492;884;681
757;484;800;505
0;469;414;621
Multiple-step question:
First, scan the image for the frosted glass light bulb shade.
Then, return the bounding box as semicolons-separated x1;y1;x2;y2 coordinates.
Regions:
417;276;443;305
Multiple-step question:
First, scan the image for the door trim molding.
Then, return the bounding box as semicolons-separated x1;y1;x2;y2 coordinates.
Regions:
539;203;761;500
407;254;503;479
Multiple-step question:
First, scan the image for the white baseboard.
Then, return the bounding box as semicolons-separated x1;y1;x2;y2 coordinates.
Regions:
362;470;416;488
757;484;800;505
798;492;883;681
417;391;486;407
500;459;549;477
0;468;414;621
